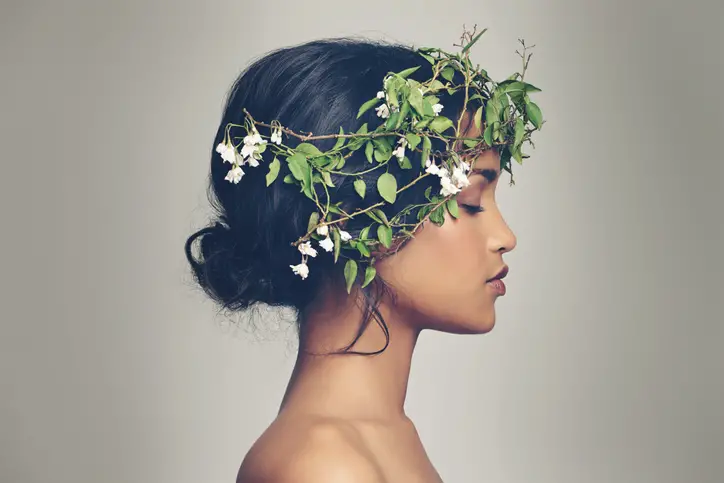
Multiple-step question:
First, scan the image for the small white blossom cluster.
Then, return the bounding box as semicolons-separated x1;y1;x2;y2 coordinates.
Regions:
217;125;283;184
425;158;472;196
374;87;444;120
289;224;353;279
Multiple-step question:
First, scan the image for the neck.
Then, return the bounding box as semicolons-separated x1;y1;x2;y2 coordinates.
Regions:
278;284;420;422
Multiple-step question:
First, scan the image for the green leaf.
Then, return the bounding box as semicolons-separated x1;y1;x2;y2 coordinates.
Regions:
332;127;346;150
396;66;420;79
295;142;322;157
514;117;525;148
424;186;432;200
322;170;335;187
365;141;374;163
421;135;431;168
398;155;412;169
441;67;455;82
419;52;435;64
377;173;397;204
422;99;435;117
332;227;341;263
483;124;493;147
365;211;383;224
427;79;445;92
429;116;454;133
344;259;358;294
385;110;400;130
486;100;499;126
374;208;389;226
359;225;371;240
266;157;280;186
526;101;543;129
395;100;410;129
446;198;459;219
408;87;424;115
361;265;377;288
357;98;381;119
414;118;431;130
377;225;392;248
463;139;478;148
307;211;319;233
462;28;487;53
374;148;390;163
287;153;309;181
354;178;366;199
283;174;295;184
417;205;432;222
405;133;421;151
429;205;446;225
473;106;483;132
356;241;370;257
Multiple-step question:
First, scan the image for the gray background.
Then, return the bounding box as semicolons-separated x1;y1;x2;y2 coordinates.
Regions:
1;0;722;482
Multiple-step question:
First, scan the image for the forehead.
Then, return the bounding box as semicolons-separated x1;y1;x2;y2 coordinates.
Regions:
458;110;501;175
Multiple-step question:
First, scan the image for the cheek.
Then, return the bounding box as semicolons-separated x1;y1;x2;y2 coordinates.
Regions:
376;215;485;302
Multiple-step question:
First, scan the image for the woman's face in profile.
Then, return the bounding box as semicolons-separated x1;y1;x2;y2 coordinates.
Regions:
376;144;517;334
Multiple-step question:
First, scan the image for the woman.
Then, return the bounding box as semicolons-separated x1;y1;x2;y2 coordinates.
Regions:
185;35;519;482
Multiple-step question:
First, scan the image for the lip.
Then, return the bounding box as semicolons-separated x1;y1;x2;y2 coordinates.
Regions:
487;265;509;282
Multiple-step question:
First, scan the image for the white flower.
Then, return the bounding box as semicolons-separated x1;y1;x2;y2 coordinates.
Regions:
240;129;267;160
215;142;229;155
375;103;390;119
460;160;471;172
240;143;256;160
440;175;461;196
290;262;309;279
270;128;283;145
316;224;328;236
244;130;265;147
451;166;470;189
246;157;260;168
338;230;352;242
218;144;238;164
298;241;318;258
432;103;444;116
224;165;245;184
391;137;407;160
319;236;334;252
425;159;442;176
376;90;385;99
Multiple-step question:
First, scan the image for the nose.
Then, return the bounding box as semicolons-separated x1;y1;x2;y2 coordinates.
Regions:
488;214;517;255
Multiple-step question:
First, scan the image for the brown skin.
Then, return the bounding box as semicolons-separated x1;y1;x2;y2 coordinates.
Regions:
237;119;517;482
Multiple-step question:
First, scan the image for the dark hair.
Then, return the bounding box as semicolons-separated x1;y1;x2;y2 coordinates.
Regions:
184;37;476;355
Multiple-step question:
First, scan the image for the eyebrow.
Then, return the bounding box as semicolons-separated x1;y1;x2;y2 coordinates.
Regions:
470;168;499;183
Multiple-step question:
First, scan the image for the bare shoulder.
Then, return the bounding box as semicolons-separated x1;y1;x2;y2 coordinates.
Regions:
236;414;385;483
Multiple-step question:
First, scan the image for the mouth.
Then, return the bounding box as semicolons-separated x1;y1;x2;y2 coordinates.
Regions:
486;265;508;282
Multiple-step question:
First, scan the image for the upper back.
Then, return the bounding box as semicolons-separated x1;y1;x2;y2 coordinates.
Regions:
236;414;386;483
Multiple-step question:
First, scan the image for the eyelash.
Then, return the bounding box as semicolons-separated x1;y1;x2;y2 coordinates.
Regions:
461;204;485;214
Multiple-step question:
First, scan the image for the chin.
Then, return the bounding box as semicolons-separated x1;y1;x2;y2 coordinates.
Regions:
426;311;497;334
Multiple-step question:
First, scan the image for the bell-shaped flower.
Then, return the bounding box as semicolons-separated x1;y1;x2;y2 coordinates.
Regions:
224;165;245;184
432;103;444;116
298;241;318;258
316;224;329;236
440;175;461;197
319;236;334;252
290;262;309;279
375;103;390;119
338;230;352;242
451;166;470;189
270;128;283;145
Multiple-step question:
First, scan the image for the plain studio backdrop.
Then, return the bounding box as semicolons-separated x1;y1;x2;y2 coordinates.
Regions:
1;0;722;482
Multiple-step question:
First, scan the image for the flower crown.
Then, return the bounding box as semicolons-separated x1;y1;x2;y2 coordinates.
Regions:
214;26;544;294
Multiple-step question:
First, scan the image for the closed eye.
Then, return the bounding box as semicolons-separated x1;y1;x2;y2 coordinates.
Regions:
461;204;485;213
